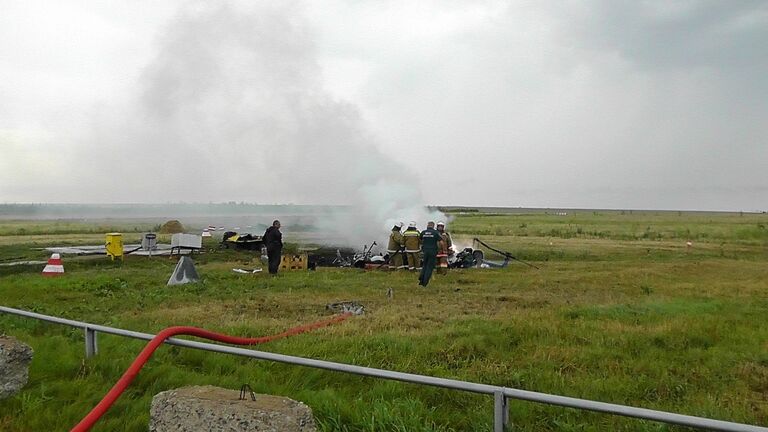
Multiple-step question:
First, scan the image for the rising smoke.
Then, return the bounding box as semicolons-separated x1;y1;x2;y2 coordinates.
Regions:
86;1;444;246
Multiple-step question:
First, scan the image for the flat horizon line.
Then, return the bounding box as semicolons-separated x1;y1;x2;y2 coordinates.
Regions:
0;202;764;214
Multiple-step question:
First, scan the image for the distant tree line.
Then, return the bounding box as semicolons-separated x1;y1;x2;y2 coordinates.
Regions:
0;203;349;218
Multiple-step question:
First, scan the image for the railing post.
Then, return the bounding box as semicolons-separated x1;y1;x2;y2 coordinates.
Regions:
494;390;510;431
504;394;510;430
84;327;98;358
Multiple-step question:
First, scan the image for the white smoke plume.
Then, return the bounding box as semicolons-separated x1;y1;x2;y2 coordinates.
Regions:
80;1;444;247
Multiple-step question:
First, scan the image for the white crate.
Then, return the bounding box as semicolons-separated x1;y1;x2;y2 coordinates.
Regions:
171;233;202;250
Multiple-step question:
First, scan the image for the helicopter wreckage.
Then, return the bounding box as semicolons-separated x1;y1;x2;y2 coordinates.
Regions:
305;238;537;270
215;227;537;271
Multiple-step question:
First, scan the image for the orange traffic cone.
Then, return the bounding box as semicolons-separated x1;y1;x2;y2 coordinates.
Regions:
42;253;65;276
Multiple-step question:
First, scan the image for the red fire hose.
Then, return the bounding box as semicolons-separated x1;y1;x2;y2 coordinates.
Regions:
71;313;352;432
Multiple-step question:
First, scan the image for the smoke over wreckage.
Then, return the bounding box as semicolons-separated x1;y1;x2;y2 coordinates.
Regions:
68;2;444;247
2;1;767;213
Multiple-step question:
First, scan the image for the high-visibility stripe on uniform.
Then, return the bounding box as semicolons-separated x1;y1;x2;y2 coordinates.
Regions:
403;229;420;253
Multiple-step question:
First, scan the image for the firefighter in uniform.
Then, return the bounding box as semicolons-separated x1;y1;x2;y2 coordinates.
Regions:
418;221;442;286
402;221;421;270
387;222;406;270
436;221;452;274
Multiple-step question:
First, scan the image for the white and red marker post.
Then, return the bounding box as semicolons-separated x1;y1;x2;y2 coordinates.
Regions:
41;253;65;276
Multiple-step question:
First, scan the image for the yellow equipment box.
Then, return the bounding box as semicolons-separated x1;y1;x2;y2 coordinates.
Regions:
279;253;307;271
105;233;124;260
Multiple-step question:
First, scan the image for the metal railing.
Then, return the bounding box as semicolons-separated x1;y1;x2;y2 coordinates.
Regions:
1;305;765;432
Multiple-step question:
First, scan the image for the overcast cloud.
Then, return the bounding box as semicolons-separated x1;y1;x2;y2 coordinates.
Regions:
1;0;766;211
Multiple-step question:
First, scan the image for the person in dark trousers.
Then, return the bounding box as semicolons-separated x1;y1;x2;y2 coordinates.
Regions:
262;220;283;275
418;221;443;287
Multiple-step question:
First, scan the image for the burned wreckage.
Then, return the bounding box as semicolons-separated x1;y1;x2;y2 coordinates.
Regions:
450;238;538;269
306;242;386;269
307;238;537;270
220;231;265;250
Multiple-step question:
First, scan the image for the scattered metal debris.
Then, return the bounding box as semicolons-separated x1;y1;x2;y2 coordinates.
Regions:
232;268;262;274
472;238;539;269
238;384;256;401
448;247;488;268
445;239;538;269
307;242;387;269
325;301;365;315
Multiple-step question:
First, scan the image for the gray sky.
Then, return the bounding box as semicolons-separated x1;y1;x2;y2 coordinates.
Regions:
1;0;766;211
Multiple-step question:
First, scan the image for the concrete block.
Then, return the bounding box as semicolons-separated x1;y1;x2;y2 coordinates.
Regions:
0;335;33;399
150;385;317;432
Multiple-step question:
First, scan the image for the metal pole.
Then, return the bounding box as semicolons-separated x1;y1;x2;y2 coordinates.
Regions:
504;394;511;430
501;387;763;432
494;391;506;432
84;327;98;358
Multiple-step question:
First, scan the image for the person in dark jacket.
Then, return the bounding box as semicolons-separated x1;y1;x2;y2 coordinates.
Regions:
262;220;283;274
418;221;443;287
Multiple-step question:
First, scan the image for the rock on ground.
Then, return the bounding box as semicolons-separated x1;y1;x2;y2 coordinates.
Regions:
0;335;33;400
150;385;317;432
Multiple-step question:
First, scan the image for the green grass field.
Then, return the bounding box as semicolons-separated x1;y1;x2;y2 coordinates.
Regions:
0;211;767;431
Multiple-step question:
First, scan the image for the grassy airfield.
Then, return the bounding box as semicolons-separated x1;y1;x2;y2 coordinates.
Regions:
0;210;767;431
